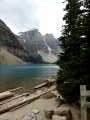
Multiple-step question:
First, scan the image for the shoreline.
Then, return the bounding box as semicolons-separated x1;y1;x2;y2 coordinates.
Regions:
0;78;56;92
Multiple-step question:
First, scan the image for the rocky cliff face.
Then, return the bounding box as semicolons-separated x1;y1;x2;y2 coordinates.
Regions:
43;34;60;55
19;29;48;55
0;19;22;49
0;48;24;64
19;29;60;63
0;19;27;62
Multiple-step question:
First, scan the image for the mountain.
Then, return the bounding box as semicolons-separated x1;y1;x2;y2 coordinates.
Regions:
19;29;60;63
0;19;28;63
0;19;60;63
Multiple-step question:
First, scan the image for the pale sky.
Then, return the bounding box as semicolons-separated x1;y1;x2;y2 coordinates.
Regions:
0;0;65;38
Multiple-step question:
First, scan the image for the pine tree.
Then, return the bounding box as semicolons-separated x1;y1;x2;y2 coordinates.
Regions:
56;0;90;103
79;0;90;84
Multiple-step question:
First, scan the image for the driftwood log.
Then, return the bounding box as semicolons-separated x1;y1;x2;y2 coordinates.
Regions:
0;91;14;100
9;87;23;92
34;82;48;89
0;87;23;101
0;93;29;105
34;80;55;89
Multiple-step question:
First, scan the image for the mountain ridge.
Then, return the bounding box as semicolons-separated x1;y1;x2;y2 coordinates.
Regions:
19;29;60;63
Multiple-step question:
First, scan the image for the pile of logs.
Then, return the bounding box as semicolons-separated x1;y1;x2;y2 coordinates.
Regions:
0;80;56;115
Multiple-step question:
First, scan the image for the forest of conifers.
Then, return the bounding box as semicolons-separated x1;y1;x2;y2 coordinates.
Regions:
57;0;90;103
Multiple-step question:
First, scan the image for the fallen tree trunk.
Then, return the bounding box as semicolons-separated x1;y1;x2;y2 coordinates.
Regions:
0;87;23;101
0;91;14;100
0;93;29;105
34;80;55;89
34;82;48;89
9;87;23;92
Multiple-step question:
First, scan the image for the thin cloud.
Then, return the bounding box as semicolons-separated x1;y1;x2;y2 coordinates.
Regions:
0;0;65;38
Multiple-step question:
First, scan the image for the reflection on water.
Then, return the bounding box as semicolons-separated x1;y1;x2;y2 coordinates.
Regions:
0;64;59;91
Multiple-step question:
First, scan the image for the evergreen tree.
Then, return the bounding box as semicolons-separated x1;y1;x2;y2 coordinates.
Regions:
79;0;90;83
56;0;90;103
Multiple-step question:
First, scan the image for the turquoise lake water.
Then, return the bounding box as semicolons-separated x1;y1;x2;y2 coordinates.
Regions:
0;64;59;91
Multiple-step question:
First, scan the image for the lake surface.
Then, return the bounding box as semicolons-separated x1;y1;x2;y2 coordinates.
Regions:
0;64;59;91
